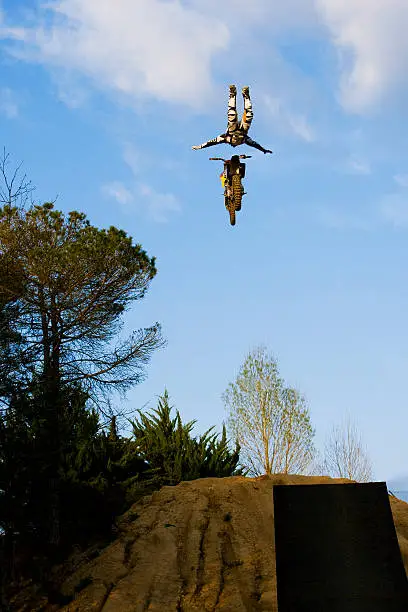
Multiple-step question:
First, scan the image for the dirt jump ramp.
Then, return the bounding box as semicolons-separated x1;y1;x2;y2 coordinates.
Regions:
273;481;408;612
36;475;408;612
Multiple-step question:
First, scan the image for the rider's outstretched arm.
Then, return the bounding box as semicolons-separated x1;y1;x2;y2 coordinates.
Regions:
192;134;227;150
245;136;273;154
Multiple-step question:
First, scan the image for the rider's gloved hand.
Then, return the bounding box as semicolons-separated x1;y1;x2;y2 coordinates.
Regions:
264;149;273;154
192;145;200;150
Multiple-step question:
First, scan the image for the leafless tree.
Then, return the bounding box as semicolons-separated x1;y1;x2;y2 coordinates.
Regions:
321;417;374;482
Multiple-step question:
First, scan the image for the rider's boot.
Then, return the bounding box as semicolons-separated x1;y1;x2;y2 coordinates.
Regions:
229;84;237;97
242;86;250;98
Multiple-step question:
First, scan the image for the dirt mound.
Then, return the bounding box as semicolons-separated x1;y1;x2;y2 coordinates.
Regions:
12;474;408;611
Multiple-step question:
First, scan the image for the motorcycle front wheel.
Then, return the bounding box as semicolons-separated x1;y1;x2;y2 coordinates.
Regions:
232;174;243;211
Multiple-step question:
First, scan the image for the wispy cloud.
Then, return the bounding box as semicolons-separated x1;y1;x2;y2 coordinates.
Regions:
52;72;90;109
123;143;142;176
102;179;180;223
381;193;408;228
346;155;371;175
263;95;316;142
138;183;181;223
102;143;181;223
315;0;408;113
394;174;408;188
287;113;316;143
317;206;374;231
320;188;408;231
102;181;134;207
0;87;18;118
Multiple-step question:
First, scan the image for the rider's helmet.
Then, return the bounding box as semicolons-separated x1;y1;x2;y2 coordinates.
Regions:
231;155;240;163
231;132;243;146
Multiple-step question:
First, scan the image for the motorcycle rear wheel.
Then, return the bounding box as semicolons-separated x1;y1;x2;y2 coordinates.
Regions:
225;197;236;225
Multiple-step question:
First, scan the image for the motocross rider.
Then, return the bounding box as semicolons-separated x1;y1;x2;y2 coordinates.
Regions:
192;85;273;154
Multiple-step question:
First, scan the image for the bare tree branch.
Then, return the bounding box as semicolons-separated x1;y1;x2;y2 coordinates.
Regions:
0;148;36;208
322;416;374;482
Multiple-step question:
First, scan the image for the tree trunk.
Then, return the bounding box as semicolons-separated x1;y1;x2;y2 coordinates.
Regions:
49;478;60;546
45;293;62;548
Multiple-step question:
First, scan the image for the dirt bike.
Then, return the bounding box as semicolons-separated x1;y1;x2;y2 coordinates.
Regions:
209;154;251;226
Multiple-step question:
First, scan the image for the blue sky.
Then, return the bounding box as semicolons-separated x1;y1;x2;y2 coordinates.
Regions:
1;0;408;486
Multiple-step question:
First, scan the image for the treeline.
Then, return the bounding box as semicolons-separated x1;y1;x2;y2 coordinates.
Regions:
0;152;244;606
0;386;243;593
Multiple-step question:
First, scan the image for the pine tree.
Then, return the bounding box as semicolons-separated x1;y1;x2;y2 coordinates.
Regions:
0;200;165;548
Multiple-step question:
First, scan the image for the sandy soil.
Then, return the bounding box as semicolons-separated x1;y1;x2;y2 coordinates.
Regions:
11;474;408;612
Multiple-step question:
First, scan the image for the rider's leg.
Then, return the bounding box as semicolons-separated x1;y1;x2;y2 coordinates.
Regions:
240;86;253;133
227;84;239;133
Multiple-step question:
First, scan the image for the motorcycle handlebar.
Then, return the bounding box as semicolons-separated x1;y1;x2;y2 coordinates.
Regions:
209;155;251;161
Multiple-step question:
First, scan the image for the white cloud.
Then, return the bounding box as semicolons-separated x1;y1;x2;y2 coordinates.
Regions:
318;187;408;230
264;95;316;142
394;174;408;188
102;181;134;207
346;156;371;175
123;143;142;176
3;0;407;118
138;183;181;223
103;143;181;222
57;88;87;109
0;87;18;118
190;0;318;33
102;178;180;223
0;0;325;128
317;207;373;231
315;0;408;113
287;113;316;143
381;193;408;228
52;71;90;108
1;0;229;110
0;0;323;122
